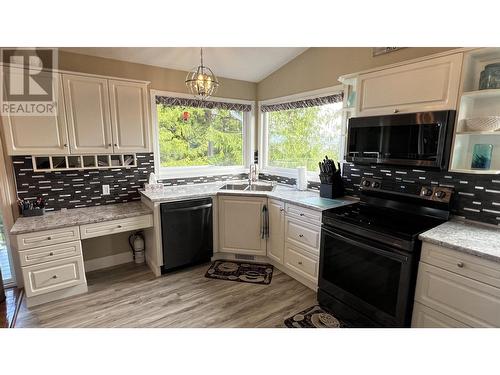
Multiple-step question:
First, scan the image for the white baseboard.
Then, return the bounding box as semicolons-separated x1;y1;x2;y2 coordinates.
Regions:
84;251;134;272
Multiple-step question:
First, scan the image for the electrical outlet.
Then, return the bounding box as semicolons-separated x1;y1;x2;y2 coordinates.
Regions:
102;184;110;195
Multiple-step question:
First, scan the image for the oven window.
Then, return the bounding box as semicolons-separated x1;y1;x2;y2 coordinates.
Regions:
321;231;403;316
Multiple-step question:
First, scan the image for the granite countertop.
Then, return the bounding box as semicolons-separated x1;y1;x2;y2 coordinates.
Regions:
419;220;500;263
140;181;356;211
11;201;152;235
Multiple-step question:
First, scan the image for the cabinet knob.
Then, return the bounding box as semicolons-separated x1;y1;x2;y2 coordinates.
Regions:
393;109;399;113
114;144;118;147
298;261;303;265
280;208;285;212
52;275;58;279
299;234;304;238
457;261;464;268
299;213;305;217
117;225;122;228
108;143;112;147
47;236;52;240
64;144;68;147
49;252;54;256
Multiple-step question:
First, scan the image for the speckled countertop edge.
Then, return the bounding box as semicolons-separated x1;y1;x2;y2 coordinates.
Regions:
11;201;153;235
139;181;357;211
419;219;500;263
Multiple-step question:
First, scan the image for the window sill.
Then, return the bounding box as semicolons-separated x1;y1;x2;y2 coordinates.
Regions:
158;166;247;180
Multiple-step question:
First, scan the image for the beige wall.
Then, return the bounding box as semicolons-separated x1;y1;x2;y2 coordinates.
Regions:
58;50;257;101
257;47;456;100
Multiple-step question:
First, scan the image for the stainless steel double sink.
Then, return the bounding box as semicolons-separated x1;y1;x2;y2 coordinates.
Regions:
219;183;275;192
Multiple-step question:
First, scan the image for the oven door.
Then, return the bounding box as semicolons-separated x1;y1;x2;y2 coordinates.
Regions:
319;226;415;327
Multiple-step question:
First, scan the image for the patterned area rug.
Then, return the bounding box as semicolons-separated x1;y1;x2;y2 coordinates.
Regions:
205;261;273;285
284;305;347;328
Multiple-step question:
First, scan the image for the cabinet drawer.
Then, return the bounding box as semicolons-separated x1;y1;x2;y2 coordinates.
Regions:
411;302;469;328
16;226;80;251
421;242;500;289
285;217;320;254
285;203;321;225
18;240;82;267
415;262;500;327
80;214;153;239
284;244;318;283
22;255;86;297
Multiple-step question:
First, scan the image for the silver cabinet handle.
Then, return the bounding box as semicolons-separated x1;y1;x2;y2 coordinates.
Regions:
457;261;464;268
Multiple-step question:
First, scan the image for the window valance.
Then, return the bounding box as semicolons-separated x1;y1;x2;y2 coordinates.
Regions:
260;92;343;112
156;96;252;112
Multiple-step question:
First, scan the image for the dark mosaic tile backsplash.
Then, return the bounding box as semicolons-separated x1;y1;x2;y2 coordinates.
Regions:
157;173;248;186
13;153;154;211
342;163;500;226
258;173;321;191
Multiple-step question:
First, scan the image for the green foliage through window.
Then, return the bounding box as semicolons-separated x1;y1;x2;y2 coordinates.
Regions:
157;105;244;168
267;102;343;171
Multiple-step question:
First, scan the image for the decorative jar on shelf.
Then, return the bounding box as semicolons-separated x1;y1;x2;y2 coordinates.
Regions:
479;63;500;90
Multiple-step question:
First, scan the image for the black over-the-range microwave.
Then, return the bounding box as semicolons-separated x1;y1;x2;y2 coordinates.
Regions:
345;110;456;170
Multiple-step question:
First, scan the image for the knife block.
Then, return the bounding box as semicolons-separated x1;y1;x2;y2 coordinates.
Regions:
319;174;344;199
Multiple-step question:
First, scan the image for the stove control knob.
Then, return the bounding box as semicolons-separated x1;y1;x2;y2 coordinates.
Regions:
423;188;433;197
372;181;381;188
435;190;447;199
362;180;371;187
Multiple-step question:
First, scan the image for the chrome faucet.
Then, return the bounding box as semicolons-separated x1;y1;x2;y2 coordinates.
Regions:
248;163;258;185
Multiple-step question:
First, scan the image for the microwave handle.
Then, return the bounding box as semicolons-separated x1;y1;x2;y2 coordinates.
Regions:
322;227;409;263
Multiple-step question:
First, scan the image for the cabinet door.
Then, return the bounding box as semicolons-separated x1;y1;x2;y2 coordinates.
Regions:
1;69;69;155
357;53;463;116
218;196;267;256
411;302;469;328
109;80;151;152
267;199;285;264
63;74;113;153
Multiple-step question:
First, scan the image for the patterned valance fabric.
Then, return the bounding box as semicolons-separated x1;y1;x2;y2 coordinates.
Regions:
156;96;252;112
260;92;344;112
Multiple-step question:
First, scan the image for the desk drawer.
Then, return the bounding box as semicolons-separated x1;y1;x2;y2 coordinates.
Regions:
421;242;500;288
285;217;320;254
285;203;321;225
415;262;500;327
18;241;82;267
23;255;86;297
80;214;153;239
16;226;80;251
284;244;318;283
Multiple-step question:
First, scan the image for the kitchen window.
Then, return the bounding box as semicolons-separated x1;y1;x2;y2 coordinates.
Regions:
152;91;254;178
259;87;344;178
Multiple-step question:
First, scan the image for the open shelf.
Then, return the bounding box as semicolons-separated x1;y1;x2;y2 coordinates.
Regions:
32;154;137;172
462;88;500;99
456;130;500;135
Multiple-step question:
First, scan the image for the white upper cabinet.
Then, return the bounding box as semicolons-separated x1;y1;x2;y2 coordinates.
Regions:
356;53;463;116
1;70;69;155
62;74;113;154
109;80;151;152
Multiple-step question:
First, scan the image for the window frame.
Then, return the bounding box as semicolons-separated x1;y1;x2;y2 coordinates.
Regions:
258;85;346;181
151;90;255;179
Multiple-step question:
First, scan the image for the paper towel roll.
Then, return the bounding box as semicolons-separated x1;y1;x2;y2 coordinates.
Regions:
297;167;307;191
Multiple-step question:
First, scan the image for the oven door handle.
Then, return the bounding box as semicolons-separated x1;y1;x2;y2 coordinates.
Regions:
322;227;409;263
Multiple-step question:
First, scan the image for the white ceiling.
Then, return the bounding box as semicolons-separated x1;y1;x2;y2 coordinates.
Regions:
60;47;308;82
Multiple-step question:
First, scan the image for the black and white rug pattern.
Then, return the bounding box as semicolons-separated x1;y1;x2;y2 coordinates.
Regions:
284;305;346;328
205;261;274;285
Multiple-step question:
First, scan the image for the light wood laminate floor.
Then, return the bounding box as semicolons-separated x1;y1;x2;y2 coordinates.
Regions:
15;262;317;328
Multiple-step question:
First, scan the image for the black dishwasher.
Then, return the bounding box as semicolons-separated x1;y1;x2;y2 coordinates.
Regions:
160;198;213;274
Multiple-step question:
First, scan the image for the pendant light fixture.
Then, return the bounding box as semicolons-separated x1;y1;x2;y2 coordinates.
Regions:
185;48;220;100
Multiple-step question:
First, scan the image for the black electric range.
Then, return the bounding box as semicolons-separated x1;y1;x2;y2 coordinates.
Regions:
318;177;453;327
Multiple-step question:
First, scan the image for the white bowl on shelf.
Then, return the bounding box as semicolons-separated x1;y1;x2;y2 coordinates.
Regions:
463;116;500;132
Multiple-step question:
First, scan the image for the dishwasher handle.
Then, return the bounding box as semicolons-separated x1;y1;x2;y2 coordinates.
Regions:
164;203;212;213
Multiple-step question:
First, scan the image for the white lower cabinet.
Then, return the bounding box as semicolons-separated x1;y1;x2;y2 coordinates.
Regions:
284;243;319;284
267;199;285;263
412;242;500;328
412;302;469;328
23;256;86;298
218;195;267;256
